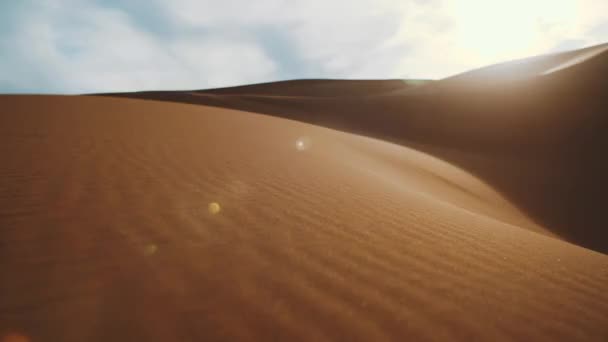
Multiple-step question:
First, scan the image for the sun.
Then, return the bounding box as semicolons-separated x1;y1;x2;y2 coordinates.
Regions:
449;0;579;62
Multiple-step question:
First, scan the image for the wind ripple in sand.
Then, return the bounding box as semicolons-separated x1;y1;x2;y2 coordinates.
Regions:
0;95;607;341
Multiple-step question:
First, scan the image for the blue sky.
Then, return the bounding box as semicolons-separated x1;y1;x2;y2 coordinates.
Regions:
1;0;607;94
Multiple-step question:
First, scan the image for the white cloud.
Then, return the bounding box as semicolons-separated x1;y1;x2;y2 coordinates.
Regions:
392;0;608;78
1;1;278;93
152;0;410;79
0;0;606;93
170;38;277;88
159;0;286;27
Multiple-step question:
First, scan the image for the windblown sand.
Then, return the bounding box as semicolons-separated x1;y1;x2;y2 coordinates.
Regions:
1;94;606;341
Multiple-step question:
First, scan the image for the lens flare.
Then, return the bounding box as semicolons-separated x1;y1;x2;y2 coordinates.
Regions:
2;333;29;342
208;202;221;214
144;244;158;256
295;137;311;151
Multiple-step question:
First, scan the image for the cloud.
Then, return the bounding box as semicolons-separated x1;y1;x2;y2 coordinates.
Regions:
151;0;411;79
0;1;278;93
0;0;607;93
393;0;608;78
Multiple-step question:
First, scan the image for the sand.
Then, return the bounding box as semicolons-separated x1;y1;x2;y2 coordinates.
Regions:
1;44;608;341
106;43;608;253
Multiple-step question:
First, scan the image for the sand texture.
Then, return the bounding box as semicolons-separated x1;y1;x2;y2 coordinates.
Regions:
1;44;608;341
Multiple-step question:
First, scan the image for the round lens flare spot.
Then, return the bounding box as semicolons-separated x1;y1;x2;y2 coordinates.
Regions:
2;333;30;342
295;137;311;151
208;202;221;215
144;244;158;256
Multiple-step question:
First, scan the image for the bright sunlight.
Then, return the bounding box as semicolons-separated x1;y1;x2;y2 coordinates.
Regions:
448;0;579;62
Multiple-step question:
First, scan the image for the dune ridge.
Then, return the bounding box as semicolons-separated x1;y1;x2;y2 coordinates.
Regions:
102;43;608;253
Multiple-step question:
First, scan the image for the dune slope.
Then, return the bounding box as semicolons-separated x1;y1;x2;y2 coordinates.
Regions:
102;43;608;253
0;95;607;341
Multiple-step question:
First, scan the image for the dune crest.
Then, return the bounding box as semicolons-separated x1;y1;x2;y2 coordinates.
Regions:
102;42;608;253
542;44;608;75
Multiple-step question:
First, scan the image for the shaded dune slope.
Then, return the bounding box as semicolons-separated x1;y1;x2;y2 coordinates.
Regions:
197;79;429;97
1;95;607;341
103;43;608;253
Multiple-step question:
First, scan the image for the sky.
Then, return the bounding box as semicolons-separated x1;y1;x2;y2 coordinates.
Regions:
1;0;607;94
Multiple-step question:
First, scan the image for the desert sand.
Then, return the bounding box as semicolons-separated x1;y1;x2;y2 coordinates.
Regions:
1;44;607;341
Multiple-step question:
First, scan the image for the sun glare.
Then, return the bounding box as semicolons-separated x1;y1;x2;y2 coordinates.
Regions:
450;0;579;62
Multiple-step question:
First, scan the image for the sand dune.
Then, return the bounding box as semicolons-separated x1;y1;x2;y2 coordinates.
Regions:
197;79;428;97
104;43;608;253
437;42;608;87
1;44;608;341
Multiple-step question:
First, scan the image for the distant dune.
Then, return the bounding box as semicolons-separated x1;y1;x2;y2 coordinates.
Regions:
1;44;607;341
104;43;608;253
